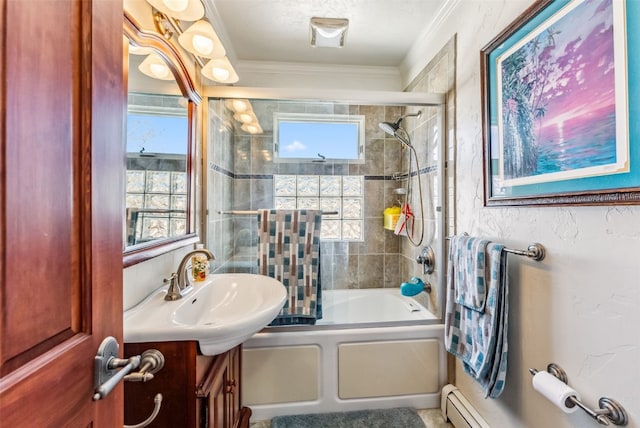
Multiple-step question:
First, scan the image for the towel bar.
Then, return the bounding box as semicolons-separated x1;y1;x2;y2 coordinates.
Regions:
446;235;545;261
218;210;339;216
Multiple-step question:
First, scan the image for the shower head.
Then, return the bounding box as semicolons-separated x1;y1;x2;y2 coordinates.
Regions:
379;110;422;147
378;120;400;136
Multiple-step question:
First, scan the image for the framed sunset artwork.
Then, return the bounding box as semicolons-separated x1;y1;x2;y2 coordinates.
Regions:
481;0;640;206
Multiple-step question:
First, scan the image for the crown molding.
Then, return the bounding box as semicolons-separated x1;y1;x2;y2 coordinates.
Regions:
236;60;401;78
400;0;461;87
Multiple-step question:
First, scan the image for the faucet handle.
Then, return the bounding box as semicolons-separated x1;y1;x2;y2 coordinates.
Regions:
163;273;181;301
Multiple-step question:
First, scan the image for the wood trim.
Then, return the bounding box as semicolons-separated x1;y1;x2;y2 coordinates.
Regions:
196;352;227;398
0;0;6;370
237;407;252;428
123;233;199;267
122;11;203;266
123;12;201;105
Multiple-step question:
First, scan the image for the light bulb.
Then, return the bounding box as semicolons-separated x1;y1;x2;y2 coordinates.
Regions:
237;113;253;123
203;58;238;83
241;122;262;134
212;67;230;81
232;100;250;112
150;63;170;79
162;0;188;12
192;34;214;56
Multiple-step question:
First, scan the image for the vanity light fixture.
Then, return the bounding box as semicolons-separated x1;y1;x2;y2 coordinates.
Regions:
138;53;175;80
201;57;239;84
310;17;349;48
146;0;204;21
224;99;263;134
129;44;153;55
144;0;240;85
225;99;251;113
233;111;256;124
241;122;263;135
178;20;226;58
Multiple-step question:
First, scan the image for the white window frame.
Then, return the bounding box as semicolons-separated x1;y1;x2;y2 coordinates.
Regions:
273;112;365;163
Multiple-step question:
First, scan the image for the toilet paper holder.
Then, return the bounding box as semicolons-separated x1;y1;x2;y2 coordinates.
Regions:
529;363;628;426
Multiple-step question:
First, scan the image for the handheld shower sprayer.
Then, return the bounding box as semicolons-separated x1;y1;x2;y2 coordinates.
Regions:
378;110;422;146
378;110;425;247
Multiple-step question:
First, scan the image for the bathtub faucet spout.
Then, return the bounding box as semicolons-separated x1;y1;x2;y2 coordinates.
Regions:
400;277;431;297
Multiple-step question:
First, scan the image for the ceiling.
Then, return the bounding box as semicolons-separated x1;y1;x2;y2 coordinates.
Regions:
204;0;450;68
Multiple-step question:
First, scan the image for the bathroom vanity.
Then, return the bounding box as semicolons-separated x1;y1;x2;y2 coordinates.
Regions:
124;342;250;428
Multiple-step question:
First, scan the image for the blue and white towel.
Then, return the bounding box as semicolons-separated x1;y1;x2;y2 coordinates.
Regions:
257;209;322;325
452;235;490;311
444;235;509;398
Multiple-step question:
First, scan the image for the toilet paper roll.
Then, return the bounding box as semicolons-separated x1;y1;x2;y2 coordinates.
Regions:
532;371;580;413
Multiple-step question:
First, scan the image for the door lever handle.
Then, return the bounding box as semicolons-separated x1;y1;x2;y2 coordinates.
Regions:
93;354;141;401
93;336;140;400
93;338;166;401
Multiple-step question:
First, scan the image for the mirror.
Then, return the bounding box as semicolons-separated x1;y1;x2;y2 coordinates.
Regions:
123;12;201;267
125;92;188;246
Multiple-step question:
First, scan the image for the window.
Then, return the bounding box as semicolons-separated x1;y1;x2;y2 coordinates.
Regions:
274;113;365;163
274;175;364;241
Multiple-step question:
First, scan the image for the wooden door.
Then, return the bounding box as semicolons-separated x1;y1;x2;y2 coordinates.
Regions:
0;0;124;426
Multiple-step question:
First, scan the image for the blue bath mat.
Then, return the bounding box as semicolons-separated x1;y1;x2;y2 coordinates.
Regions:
270;407;426;428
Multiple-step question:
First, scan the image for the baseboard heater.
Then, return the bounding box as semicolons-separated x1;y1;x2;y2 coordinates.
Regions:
441;384;491;428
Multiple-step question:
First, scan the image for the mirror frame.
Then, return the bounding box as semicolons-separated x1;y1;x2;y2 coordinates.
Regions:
123;12;201;267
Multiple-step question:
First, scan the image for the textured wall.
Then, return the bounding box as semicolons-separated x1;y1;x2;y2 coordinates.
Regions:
407;1;640;427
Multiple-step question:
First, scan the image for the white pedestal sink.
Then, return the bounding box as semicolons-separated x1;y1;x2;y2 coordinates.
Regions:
124;273;286;355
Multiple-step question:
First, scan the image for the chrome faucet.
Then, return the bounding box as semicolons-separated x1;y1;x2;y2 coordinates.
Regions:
164;248;215;301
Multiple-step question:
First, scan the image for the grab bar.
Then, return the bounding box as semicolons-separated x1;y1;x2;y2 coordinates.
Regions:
446;234;545;261
218;210;338;216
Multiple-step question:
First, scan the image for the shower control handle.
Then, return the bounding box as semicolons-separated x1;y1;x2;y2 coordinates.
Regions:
416;246;435;274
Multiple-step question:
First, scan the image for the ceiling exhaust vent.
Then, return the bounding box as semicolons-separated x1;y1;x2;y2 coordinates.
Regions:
310;17;349;48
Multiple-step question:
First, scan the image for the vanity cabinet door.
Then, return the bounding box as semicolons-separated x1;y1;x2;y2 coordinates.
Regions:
197;346;250;428
125;341;200;427
197;350;230;428
124;342;249;428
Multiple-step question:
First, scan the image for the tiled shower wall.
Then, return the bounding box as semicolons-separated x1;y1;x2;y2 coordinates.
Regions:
207;101;414;289
206;90;449;311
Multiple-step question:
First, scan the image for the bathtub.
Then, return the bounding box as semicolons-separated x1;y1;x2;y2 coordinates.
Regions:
242;288;446;421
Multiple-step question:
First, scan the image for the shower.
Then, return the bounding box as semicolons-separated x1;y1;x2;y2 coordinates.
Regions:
379;111;424;246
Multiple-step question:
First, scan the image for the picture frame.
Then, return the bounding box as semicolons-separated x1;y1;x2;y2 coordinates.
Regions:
481;0;640;206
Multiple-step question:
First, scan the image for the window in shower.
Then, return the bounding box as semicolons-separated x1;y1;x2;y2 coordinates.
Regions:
273;175;364;241
273;113;365;163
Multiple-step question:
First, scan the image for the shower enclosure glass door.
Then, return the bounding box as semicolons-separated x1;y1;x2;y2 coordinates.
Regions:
205;92;446;320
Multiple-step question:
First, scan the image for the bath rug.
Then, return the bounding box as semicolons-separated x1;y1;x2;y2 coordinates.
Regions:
270;407;426;428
